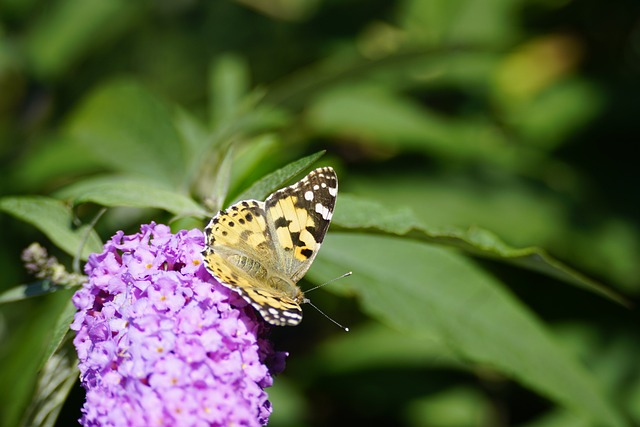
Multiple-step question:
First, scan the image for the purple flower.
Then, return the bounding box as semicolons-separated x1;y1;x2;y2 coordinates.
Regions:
71;223;287;427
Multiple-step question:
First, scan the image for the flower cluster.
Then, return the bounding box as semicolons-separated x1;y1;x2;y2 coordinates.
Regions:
71;223;286;427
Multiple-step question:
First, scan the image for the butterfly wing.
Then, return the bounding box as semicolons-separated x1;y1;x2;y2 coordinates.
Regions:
203;199;304;325
265;167;338;282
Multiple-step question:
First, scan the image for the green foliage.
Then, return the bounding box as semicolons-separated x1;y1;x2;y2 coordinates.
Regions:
0;197;103;259
0;280;63;304
1;1;638;427
333;195;628;306
312;234;623;426
65;80;187;187
54;175;208;218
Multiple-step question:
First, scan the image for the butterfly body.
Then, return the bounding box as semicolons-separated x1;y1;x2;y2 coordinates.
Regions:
202;167;337;326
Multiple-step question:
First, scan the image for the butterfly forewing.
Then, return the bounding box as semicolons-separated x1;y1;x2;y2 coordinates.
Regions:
265;167;337;282
204;200;275;264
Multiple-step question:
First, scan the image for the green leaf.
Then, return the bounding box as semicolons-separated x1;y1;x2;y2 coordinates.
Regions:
8;136;103;192
311;233;625;427
307;87;521;160
38;298;79;371
314;322;464;375
54;175;207;218
332;194;627;306
174;90;290;203
0;289;75;427
232;151;326;203
20;337;78;427
19;293;78;425
65;79;186;187
507;79;603;151
0;281;64;305
345;171;573;250
208;146;235;212
209;53;250;126
225;134;280;200
0;196;103;260
173;107;211;173
308;88;456;149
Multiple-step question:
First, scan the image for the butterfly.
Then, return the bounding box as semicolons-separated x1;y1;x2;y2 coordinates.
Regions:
202;167;338;326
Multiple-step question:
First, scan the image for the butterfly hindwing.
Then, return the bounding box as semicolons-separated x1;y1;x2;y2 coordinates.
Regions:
202;167;338;326
202;248;303;326
241;286;303;325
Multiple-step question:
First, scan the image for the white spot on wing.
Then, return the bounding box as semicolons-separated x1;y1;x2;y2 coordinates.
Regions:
315;203;331;220
283;311;301;318
328;186;337;197
304;190;314;201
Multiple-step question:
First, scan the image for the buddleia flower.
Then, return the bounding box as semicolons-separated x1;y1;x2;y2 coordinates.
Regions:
71;222;286;427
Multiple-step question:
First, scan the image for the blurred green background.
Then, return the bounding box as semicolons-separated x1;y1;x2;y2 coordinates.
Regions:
1;0;639;426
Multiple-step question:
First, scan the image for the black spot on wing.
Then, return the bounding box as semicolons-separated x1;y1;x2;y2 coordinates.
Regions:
300;248;313;259
274;217;292;228
305;225;323;243
240;230;253;241
293;195;306;208
289;231;303;247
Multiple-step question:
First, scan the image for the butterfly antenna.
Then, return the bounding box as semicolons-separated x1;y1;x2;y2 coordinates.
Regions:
302;272;352;332
303;298;349;332
305;271;352;293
